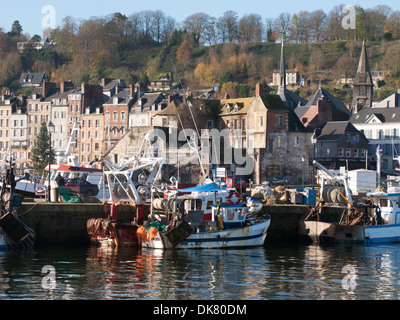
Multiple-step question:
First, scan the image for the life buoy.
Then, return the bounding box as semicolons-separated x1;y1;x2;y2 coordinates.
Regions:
228;191;241;205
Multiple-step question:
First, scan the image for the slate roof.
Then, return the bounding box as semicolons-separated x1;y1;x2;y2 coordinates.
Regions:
130;92;167;113
318;121;361;141
278;88;308;110
350;106;400;124
19;72;48;86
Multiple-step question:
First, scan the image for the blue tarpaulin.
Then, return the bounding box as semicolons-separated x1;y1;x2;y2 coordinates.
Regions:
177;182;226;193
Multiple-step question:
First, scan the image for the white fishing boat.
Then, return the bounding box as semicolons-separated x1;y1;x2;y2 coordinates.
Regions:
299;160;400;245
138;183;268;250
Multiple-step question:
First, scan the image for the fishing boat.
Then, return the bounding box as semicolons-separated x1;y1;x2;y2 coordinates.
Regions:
87;132;166;248
0;155;36;250
299;160;400;245
138;182;269;250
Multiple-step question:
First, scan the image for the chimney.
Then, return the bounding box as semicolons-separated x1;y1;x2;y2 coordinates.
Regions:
168;93;174;104
255;83;262;98
225;93;230;100
42;81;56;98
129;84;134;99
135;83;141;100
60;81;73;93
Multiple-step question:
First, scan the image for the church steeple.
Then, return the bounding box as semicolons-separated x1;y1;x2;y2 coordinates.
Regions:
352;40;373;111
278;39;286;95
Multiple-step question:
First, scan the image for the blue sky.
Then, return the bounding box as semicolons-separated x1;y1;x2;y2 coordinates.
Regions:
1;0;399;37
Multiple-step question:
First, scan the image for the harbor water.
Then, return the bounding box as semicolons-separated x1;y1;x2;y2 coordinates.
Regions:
1;243;400;300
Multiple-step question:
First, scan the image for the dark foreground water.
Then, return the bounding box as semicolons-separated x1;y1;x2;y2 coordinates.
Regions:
1;243;400;300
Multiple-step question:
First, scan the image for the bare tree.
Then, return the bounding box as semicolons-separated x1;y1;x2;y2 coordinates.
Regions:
161;16;177;44
141;10;155;39
152;10;165;43
127;13;143;46
265;17;276;42
325;5;346;41
217;11;239;43
203;17;218;46
310;10;327;42
238;14;263;43
274;12;292;42
183;12;211;45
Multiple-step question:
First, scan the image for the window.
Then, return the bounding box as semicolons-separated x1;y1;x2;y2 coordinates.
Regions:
353;149;359;158
121;112;126;121
234;119;238;129
260;116;264;126
242;119;246;130
346;148;351;157
346;134;350;142
338;148;344;157
113;112;118;121
267;139;273;153
277;114;283;127
326;148;331;157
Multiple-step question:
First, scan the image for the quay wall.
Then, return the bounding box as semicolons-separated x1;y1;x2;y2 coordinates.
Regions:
16;202;343;247
17;203;141;246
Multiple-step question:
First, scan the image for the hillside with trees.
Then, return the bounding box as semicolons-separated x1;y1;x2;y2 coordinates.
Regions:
1;4;400;103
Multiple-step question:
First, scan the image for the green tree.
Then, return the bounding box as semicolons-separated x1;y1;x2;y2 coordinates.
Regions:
9;20;23;38
30;122;55;172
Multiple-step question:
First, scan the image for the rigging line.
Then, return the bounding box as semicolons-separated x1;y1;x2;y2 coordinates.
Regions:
169;58;200;139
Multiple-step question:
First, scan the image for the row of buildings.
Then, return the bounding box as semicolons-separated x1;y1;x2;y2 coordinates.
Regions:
1;40;399;184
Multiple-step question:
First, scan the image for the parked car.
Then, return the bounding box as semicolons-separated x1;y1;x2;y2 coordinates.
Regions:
64;178;99;196
225;178;249;191
265;176;288;187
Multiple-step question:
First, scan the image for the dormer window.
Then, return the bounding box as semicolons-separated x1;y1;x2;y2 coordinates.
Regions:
234;104;238;113
113;97;119;104
226;104;231;113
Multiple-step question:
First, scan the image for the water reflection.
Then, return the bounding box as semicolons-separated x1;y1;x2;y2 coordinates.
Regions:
1;244;400;299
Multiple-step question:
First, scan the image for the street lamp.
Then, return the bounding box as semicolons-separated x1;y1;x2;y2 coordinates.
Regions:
311;132;317;190
47;121;55;201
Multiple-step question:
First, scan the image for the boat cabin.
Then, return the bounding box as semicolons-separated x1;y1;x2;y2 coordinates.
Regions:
369;193;400;225
211;203;249;228
179;190;229;220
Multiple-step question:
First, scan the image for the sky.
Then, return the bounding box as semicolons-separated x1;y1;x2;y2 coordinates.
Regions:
1;0;400;37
